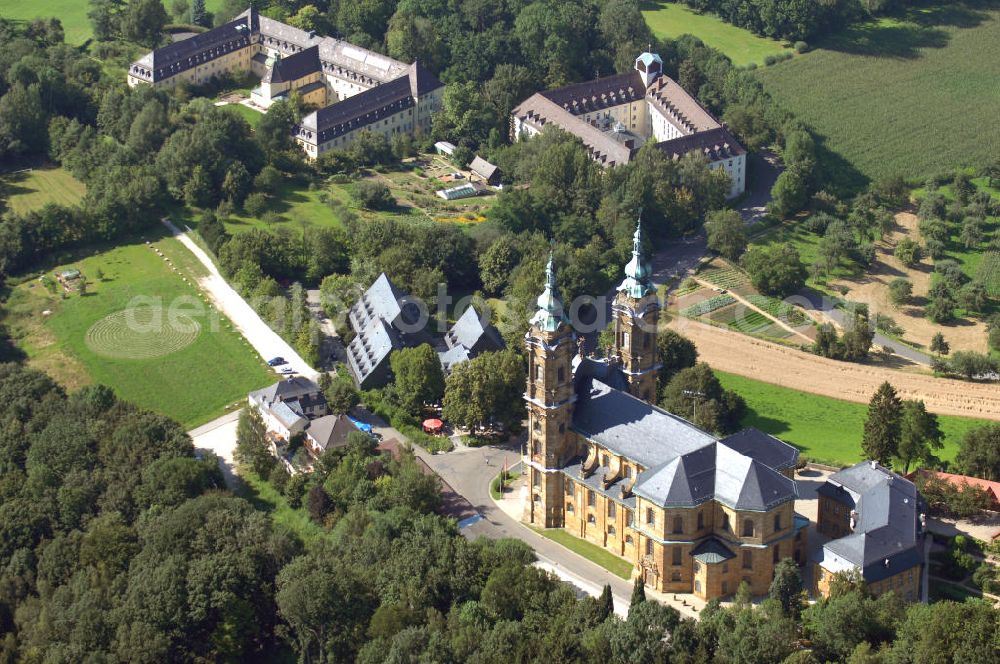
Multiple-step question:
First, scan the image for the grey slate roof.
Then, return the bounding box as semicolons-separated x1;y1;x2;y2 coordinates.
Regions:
306;414;361;453
656;126;746;161
633;442;797;511
270;400;307;429
299;75;414;144
691;537;736;564
571;377;796;511
251;376;322;404
345;317;402;388
818;461;924;582
438;345;471;373
445;305;504;356
408;61;443;97
719;427;799;472
572;377;716;468
540;71;646;111
469;156;499;182
135;14;255;80
267;45;321;84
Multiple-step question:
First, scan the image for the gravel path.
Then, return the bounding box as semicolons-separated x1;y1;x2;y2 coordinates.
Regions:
162;218;317;379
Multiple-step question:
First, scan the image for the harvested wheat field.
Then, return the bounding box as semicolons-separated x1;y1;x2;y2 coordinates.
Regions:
830;212;989;353
670;318;1000;421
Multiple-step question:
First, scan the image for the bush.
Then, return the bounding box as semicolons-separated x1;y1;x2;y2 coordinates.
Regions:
353;181;395;210
888;278;912;306
764;55;778;66
874;313;902;336
894;238;921;267
794;41;809;53
244;192;268;217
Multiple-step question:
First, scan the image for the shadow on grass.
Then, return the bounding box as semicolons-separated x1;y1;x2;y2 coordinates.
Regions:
813;134;869;197
819;0;1000;58
739;405;792;438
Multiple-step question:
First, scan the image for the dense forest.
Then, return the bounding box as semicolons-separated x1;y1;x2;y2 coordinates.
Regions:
0;359;996;662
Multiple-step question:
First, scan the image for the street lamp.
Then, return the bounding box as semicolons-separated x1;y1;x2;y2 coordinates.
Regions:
682;389;705;422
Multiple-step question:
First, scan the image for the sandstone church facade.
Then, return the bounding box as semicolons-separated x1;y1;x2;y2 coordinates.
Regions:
127;7;443;159
522;222;807;599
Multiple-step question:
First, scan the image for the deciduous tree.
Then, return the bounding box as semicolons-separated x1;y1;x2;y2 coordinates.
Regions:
896;399;942;473
390;344;445;415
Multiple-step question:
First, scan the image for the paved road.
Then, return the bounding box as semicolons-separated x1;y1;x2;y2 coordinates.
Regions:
162;217;318;378
189;410;242;489
793;289;933;366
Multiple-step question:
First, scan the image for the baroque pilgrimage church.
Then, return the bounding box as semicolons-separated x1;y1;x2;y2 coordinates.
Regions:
127;7;443;159
522;221;927;601
522;221;807;599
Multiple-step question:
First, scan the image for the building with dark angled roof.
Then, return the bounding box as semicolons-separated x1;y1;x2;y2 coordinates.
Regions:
128;8;442;158
438;304;504;371
814;461;926;601
522;219;806;601
248;376;329;441
511;52;746;198
295;61;442;159
344;273;430;390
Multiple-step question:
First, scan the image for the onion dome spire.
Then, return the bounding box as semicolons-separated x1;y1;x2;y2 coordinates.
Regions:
618;216;654;298
530;251;569;332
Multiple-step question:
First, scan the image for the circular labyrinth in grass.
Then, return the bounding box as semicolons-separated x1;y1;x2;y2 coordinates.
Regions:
85;307;201;360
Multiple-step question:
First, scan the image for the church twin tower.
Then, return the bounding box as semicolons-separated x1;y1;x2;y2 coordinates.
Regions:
523;220;661;527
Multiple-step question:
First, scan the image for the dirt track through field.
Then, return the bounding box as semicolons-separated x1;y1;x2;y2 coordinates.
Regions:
669;318;1000;421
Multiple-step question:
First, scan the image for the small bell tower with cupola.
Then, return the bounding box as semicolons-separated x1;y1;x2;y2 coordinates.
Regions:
635;51;664;88
523;253;577;527
613;218;661;404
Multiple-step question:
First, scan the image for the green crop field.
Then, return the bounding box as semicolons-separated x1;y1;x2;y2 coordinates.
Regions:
1;167;86;214
641;1;791;66
8;237;274;427
716;370;989;467
755;3;1000;193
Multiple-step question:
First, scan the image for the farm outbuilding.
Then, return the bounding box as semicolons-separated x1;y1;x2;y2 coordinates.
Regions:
469;156;500;185
434;141;456;156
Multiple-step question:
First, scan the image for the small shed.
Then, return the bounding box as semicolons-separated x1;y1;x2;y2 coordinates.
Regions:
469;156;500;185
434;141;456;156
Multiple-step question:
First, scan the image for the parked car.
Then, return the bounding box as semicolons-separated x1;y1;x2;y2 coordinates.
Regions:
278;367;296;375
267;357;287;366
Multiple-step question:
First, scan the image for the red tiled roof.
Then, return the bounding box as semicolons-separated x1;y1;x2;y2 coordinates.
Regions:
909;469;1000;505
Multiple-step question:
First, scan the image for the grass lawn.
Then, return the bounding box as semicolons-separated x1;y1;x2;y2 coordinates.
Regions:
533;528;633;579
1;166;86;214
490;471;521;500
0;0;94;44
755;3;1000;193
642;1;792;66
6;236;274;427
0;0;234;44
716;370;989;467
223;102;264;128
237;469;326;544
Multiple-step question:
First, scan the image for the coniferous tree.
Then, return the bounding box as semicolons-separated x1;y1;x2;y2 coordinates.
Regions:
597;584;614;622
630;576;646;611
862;382;902;466
190;0;207;26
